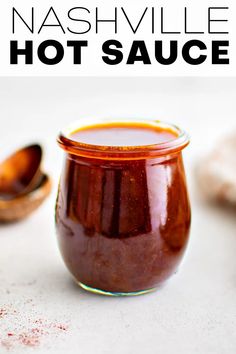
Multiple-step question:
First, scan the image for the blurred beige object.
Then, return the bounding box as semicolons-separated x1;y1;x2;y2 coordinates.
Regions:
197;134;236;204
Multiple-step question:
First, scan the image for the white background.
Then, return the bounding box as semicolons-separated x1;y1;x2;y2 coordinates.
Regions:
0;0;235;76
0;77;236;353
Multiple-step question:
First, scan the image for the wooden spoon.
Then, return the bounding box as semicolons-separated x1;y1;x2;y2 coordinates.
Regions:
0;174;52;223
0;144;42;200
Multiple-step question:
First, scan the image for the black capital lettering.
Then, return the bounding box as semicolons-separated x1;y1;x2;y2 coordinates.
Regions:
185;7;204;34
127;41;151;64
121;8;148;34
102;40;123;65
10;40;33;64
67;41;88;64
212;41;229;64
155;41;177;65
38;40;64;65
182;40;207;65
38;7;65;34
96;8;117;34
67;7;91;34
161;7;181;34
12;7;34;34
208;7;229;34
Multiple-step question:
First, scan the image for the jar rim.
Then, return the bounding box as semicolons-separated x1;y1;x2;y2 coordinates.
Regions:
57;118;190;159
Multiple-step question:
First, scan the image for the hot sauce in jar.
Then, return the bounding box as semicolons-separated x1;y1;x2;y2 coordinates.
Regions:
56;119;191;296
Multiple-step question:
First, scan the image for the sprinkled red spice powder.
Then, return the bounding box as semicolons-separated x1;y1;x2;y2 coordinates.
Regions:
0;303;69;350
18;333;40;347
1;339;13;350
55;324;68;331
0;309;7;319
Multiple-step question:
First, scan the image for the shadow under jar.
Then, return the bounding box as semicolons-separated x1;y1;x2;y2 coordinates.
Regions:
56;119;191;296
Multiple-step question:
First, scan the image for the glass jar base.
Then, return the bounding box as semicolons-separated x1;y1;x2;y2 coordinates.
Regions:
78;281;156;297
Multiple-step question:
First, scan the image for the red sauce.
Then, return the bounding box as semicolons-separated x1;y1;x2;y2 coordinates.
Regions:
56;121;191;294
70;123;177;146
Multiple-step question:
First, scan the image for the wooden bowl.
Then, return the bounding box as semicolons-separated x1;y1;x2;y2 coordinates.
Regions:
0;174;52;223
0;144;43;199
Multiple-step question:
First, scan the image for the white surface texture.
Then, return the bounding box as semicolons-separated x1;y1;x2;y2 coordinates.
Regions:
0;78;236;354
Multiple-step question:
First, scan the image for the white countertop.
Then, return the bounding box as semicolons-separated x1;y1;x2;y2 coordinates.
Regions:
0;78;236;354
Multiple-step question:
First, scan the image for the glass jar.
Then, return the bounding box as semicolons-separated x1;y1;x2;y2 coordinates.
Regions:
55;118;191;296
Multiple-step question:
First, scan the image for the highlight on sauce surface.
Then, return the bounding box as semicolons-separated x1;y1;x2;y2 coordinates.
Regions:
56;119;191;296
69;121;178;147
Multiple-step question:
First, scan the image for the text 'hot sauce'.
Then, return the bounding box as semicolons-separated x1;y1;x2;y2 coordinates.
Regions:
56;119;191;295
